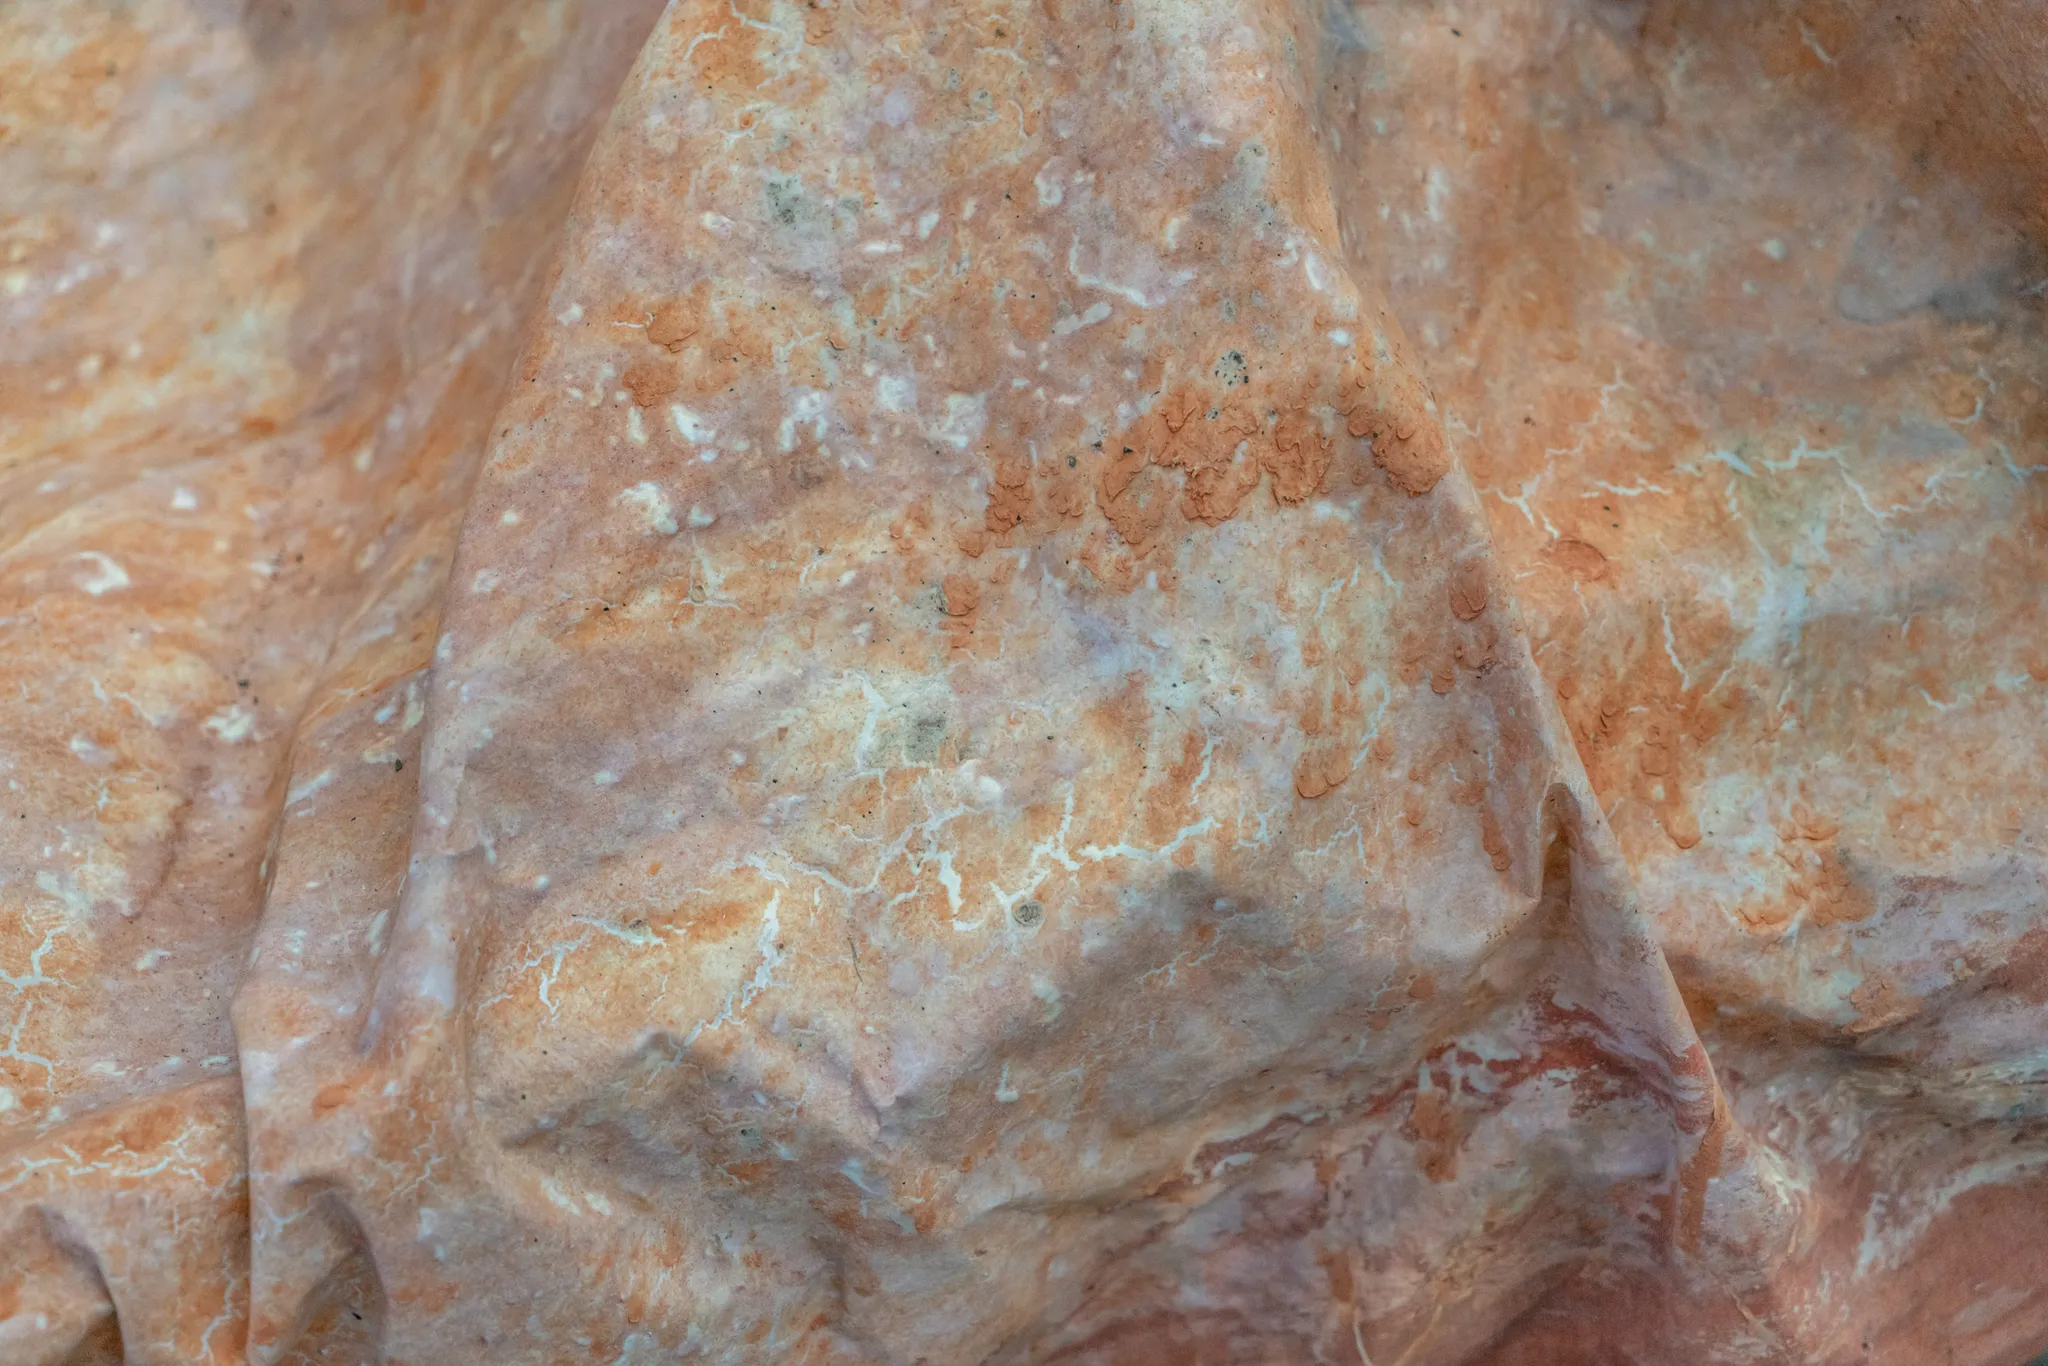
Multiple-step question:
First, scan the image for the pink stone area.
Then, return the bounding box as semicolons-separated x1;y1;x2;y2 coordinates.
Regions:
2;2;2045;1363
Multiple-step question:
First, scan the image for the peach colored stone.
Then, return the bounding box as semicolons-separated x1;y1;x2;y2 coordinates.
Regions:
1;2;2044;1363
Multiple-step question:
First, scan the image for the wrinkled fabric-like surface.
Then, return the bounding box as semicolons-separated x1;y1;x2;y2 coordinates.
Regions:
1;1;2044;1363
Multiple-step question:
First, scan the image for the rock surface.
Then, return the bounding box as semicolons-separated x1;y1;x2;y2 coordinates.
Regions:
1;1;2043;1363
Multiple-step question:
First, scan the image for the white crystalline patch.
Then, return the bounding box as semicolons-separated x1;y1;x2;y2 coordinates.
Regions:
688;505;716;528
203;704;257;744
1053;301;1112;336
935;392;986;449
778;391;830;452
37;863;126;922
287;768;335;806
669;404;717;444
68;734;114;764
1303;250;1330;293
619;481;678;535
73;552;129;596
627;406;648;446
171;487;198;511
593;770;620;786
418;958;457;1009
877;375;915;413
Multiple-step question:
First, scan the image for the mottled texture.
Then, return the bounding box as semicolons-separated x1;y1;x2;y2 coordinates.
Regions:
1;1;2043;1363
